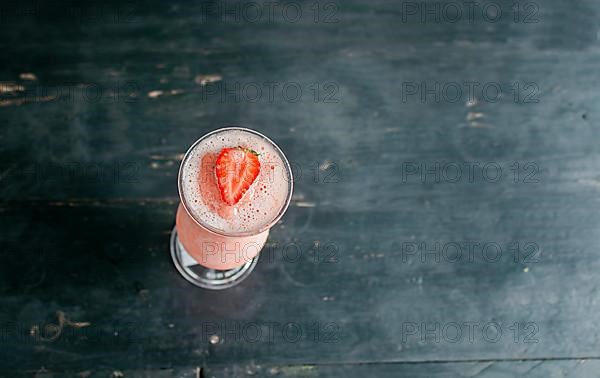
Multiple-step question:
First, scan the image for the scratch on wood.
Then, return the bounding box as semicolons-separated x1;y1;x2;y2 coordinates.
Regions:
30;311;91;342
150;154;185;161
278;365;317;376
148;89;187;98
467;121;492;128
466;112;484;122
148;90;164;98
149;153;183;169
19;73;38;81
0;82;25;93
466;99;478;107
319;160;333;171
577;179;600;188
0;95;56;107
468;361;495;377
195;74;222;86
295;201;316;208
520;360;544;376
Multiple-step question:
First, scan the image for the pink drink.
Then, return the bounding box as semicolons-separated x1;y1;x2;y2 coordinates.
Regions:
176;128;293;271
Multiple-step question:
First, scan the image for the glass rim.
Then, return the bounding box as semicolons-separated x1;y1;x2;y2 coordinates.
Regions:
177;126;294;237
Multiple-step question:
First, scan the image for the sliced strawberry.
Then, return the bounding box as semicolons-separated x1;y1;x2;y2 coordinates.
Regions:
215;146;261;205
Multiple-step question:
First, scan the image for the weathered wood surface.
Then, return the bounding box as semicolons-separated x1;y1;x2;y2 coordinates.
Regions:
5;360;599;378
1;0;600;375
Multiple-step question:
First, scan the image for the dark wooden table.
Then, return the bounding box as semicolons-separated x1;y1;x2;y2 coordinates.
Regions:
2;0;600;376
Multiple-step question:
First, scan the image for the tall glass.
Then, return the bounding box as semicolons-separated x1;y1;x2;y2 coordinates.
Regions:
170;127;293;289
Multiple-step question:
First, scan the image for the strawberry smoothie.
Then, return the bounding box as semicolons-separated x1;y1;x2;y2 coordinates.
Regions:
175;127;293;271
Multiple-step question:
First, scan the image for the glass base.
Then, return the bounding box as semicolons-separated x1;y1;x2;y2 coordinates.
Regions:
170;227;259;290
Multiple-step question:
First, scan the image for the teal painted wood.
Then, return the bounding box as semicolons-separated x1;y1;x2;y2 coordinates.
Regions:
1;360;599;378
204;360;600;378
1;202;599;370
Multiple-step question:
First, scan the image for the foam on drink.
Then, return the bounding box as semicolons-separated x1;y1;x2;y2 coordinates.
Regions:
180;128;292;235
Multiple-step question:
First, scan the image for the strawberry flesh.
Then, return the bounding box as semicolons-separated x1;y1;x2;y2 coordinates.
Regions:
215;146;261;205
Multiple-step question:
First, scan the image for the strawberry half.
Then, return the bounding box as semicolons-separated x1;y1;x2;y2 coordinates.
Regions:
215;146;261;206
